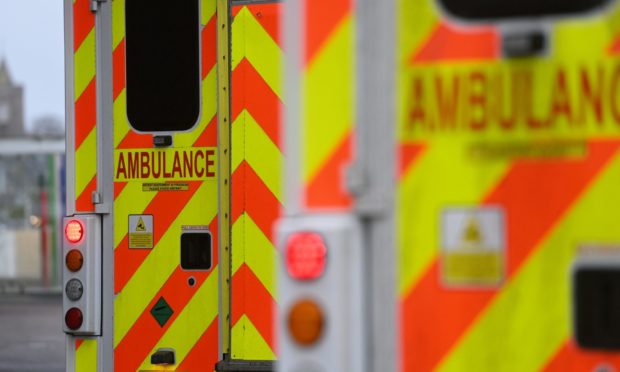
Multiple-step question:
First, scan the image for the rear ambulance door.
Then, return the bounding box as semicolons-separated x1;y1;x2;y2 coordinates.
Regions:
225;0;283;366
111;1;221;370
398;0;620;371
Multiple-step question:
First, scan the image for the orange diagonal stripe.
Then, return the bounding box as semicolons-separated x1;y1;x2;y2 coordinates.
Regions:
113;39;125;100
247;3;282;46
306;130;353;209
410;22;499;64
232;59;283;148
202;15;217;79
114;267;214;371
399;142;427;180
75;79;97;150
544;339;620;371
76;176;97;212
177;319;219;370
232;264;276;350
304;0;351;64
114;181;202;294
73;0;94;52
232;161;281;241
402;140;620;372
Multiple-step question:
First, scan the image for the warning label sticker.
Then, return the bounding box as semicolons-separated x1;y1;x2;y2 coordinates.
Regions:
142;182;189;192
440;207;505;288
129;215;154;249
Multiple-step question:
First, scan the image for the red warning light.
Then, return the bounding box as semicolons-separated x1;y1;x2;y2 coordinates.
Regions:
65;307;83;330
285;232;327;281
65;220;84;244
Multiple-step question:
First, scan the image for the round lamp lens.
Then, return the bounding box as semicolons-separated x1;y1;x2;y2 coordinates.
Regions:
287;299;324;346
65;220;84;244
65;249;84;272
65;308;83;330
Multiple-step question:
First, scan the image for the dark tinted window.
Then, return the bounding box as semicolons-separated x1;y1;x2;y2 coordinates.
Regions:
575;268;620;350
439;0;610;20
181;233;212;271
125;1;201;132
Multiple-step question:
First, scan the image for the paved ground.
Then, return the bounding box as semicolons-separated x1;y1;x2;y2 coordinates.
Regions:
0;294;64;372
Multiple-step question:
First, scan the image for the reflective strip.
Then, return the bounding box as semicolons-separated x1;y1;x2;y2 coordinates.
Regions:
232;315;277;360
238;110;283;203
73;0;97;213
74;30;96;100
398;141;511;294
137;267;219;369
75;129;97;199
439;142;620;371
230;4;282;360
232;213;277;298
75;339;97;372
114;181;217;345
302;16;354;183
231;7;283;99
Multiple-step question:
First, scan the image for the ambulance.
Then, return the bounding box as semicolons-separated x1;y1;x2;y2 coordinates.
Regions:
62;0;620;371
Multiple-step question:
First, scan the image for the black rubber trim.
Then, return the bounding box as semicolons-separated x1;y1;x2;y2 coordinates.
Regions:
215;359;275;372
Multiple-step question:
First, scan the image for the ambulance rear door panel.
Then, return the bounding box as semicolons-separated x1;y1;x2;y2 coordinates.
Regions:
111;1;220;370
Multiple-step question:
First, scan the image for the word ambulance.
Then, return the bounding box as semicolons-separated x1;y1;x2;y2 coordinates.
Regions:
408;61;620;135
115;148;217;181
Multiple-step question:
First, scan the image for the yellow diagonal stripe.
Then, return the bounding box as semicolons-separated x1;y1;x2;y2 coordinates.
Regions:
398;139;511;295
243;8;283;100
201;0;216;26
114;181;218;346
303;16;354;182
231;7;247;67
113;90;130;148
232;7;283;99
231;315;276;360
75;128;97;198
75;29;96;101
75;339;97;372
113;182;157;249
112;0;125;49
175;68;218;148
399;0;439;64
138;268;219;370
232;213;277;298
231;113;245;173
438;147;620;372
244;111;283;203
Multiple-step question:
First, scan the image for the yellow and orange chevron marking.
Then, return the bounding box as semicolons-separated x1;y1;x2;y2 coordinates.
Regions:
398;1;620;371
302;0;355;210
109;1;220;370
230;3;282;360
73;0;97;213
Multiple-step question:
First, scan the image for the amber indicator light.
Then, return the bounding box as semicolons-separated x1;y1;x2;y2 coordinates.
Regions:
287;299;324;346
65;249;84;272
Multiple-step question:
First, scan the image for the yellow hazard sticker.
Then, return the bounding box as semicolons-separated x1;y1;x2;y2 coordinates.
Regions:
440;207;505;287
129;214;154;249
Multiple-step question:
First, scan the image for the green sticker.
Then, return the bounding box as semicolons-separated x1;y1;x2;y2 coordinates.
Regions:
150;296;174;327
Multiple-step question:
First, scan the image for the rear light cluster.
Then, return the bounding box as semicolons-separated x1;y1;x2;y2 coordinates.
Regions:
285;232;327;347
64;219;85;330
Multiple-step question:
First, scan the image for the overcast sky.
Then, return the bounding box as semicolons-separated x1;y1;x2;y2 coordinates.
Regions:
0;0;64;130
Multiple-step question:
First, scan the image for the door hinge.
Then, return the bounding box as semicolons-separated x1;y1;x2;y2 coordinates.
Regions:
90;0;107;13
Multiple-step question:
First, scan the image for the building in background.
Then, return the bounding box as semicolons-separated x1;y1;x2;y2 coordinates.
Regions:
0;57;64;287
0;58;25;138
